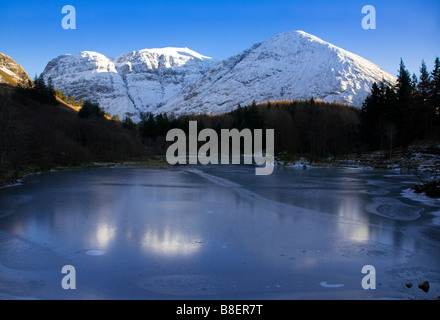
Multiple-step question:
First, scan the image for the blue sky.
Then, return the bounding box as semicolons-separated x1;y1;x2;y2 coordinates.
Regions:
1;0;439;78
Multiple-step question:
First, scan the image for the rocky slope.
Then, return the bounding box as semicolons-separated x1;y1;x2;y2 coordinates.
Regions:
0;53;32;87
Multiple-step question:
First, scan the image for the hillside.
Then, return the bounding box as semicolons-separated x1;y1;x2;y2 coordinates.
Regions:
0;53;32;87
0;84;146;186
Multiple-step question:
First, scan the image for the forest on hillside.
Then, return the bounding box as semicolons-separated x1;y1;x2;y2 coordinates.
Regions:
1;57;439;186
129;99;360;160
0;81;145;185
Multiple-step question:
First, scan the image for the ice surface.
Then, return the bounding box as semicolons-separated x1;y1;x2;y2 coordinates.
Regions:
85;250;106;256
431;211;440;226
336;239;414;260
366;197;423;221
401;188;440;206
319;281;344;288
0;166;438;300
0;232;68;271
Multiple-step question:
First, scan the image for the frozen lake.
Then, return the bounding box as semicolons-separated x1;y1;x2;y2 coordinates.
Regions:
0;165;439;300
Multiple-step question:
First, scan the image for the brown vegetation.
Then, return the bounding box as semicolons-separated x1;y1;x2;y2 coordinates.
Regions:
137;99;361;160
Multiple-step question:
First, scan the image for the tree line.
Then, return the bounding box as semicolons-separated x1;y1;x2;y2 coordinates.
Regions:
0;78;145;185
360;58;440;152
121;99;360;160
3;56;439;186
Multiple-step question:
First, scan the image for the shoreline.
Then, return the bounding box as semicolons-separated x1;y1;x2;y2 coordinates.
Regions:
2;150;439;199
0;156;171;190
275;148;440;199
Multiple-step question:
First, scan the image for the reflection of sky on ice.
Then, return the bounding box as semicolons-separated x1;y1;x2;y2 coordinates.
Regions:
95;224;116;249
142;227;202;256
336;197;370;242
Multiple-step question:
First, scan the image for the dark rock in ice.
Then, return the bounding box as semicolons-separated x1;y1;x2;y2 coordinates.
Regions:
418;281;430;293
405;283;413;288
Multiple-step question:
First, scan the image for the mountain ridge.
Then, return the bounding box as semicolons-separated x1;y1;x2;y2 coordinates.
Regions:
43;47;215;121
160;30;396;115
41;31;396;119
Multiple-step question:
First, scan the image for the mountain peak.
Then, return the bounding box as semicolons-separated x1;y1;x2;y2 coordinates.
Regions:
268;30;329;44
0;52;32;86
113;47;214;71
136;47;212;61
43;47;215;120
160;30;396;115
42;31;396;119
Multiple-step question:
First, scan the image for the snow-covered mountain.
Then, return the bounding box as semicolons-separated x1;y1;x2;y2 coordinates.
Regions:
42;31;396;119
42;48;215;120
161;31;396;115
0;52;32;87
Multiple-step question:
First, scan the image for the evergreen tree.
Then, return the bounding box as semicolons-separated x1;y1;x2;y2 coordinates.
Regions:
418;60;431;100
384;84;397;123
67;95;76;106
246;100;259;130
78;100;105;118
395;59;414;144
29;74;57;105
138;112;157;141
55;89;67;102
396;59;413;101
46;77;54;92
33;74;45;89
430;57;440;134
232;104;244;129
431;58;440;108
411;73;418;90
360;82;386;149
416;60;433;137
121;115;137;131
